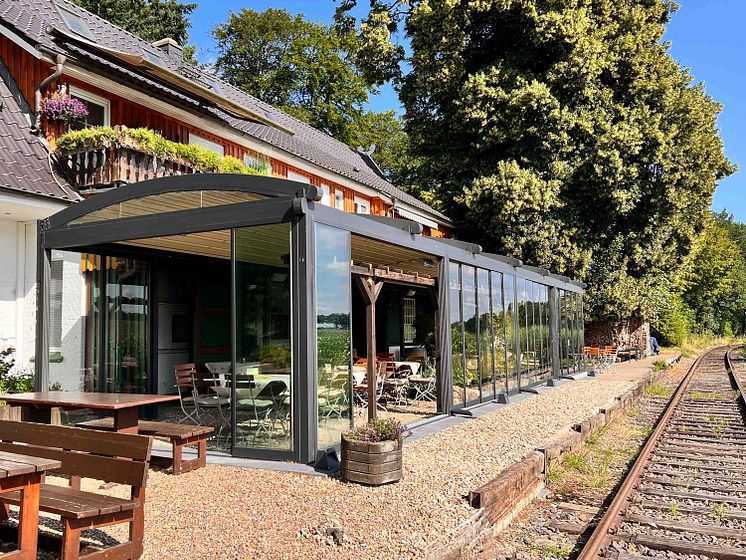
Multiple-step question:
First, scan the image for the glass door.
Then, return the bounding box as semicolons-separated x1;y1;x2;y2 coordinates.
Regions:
102;257;150;393
233;223;294;455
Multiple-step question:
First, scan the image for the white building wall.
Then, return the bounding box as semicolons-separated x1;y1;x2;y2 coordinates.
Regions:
0;219;19;352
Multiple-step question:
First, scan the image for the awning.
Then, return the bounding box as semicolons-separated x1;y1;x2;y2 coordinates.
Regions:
394;208;439;230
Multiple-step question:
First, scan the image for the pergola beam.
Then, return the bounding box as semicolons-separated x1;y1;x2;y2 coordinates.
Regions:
351;263;435;287
355;276;384;422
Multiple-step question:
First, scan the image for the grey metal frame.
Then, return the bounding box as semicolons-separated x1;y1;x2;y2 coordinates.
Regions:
36;173;584;463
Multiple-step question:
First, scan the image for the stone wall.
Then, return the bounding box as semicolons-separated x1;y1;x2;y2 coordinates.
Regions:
584;318;650;355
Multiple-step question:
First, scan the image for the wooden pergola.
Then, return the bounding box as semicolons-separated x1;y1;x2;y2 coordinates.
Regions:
352;262;436;421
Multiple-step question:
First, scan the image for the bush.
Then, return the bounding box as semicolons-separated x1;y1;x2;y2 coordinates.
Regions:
345;418;411;443
652;296;691;347
0;348;34;394
56;126;268;176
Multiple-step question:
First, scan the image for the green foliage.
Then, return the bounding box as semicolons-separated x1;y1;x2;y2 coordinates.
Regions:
0;348;34;395
258;344;291;369
72;0;196;59
651;360;671;372
211;8;413;183
652;293;691;346
339;0;734;322
317;329;351;368
56;126;265;176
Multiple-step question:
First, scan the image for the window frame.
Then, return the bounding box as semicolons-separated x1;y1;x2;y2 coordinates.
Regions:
69;86;111;128
189;132;225;156
353;196;370;215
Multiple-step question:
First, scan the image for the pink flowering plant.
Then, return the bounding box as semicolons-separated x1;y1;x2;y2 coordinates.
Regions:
41;89;88;123
345;418;411;443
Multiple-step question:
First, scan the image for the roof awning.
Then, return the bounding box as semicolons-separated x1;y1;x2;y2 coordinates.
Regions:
394;208;439;230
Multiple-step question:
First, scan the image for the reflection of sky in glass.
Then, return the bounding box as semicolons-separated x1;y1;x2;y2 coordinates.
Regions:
315;224;350;317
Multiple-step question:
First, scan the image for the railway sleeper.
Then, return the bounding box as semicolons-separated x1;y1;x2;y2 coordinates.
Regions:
613;532;746;560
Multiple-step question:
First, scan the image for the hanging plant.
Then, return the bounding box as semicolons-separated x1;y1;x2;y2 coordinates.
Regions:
40;88;89;123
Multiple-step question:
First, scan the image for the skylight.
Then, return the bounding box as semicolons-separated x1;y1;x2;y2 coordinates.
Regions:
58;5;95;40
207;77;222;95
143;50;165;68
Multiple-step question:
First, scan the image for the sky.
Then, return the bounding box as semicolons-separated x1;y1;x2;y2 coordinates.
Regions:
189;0;745;220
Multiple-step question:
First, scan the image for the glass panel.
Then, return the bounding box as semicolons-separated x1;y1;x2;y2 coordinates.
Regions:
103;257;149;393
504;274;517;392
49;251;99;392
234;223;293;451
490;271;507;396
71;191;266;225
477;269;492;401
463;266;479;406
449;264;464;408
315;224;352;449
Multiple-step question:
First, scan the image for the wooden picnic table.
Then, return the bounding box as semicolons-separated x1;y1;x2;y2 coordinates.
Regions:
0;450;61;559
1;391;180;434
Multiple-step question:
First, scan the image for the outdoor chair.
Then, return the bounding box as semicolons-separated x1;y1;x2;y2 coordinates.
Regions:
412;376;436;402
174;363;230;427
236;379;288;445
318;372;349;421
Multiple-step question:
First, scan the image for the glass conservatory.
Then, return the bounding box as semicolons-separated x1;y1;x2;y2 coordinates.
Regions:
35;174;584;463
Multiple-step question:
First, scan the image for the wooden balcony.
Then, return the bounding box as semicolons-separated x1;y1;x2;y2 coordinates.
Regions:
58;145;199;191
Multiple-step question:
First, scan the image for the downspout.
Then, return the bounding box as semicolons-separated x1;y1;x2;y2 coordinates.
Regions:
33;52;67;133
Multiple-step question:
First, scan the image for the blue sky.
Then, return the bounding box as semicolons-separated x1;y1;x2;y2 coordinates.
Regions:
189;1;744;220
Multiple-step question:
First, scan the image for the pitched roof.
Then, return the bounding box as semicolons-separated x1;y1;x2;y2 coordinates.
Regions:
0;57;78;201
0;0;448;222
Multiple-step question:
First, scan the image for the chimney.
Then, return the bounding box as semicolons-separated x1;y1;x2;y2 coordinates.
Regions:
151;38;183;59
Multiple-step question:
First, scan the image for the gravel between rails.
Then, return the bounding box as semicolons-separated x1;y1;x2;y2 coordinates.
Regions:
33;377;634;560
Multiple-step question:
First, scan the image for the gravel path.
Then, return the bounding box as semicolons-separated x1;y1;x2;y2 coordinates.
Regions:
36;377;635;560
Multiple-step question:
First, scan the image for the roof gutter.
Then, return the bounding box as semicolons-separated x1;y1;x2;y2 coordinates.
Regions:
33;47;66;133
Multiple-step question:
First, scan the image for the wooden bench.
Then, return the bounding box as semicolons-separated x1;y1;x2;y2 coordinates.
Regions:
77;419;213;475
0;420;151;560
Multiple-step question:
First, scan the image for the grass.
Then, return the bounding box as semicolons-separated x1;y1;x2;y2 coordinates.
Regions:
644;383;674;397
707;414;728;438
669;499;679;518
689;390;725;400
562;452;588;472
529;540;573;559
652;360;671;372
585;426;608;446
664;335;746;359
710;502;730;522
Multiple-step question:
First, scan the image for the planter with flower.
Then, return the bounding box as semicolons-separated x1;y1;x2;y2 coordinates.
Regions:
341;418;410;485
40;87;89;141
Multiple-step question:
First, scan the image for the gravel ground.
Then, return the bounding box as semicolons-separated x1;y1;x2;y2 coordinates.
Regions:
12;377;634;560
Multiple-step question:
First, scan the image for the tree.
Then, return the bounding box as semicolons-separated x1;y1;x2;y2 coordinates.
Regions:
211;8;413;183
339;0;734;321
73;0;196;45
212;9;368;144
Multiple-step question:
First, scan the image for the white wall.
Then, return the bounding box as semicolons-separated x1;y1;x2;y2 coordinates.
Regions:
0;219;19;352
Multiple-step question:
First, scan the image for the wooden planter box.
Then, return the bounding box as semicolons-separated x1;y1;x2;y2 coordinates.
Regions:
341;435;403;485
58;145;199;190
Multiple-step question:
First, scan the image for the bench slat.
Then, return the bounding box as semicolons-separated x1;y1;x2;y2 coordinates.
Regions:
0;484;138;519
77;418;214;440
0;442;148;487
0;421;150;460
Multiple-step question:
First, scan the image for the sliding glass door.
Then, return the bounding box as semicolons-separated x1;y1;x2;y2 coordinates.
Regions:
233;223;294;454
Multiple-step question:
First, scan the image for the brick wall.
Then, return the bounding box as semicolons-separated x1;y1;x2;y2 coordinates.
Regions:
584;318;650;356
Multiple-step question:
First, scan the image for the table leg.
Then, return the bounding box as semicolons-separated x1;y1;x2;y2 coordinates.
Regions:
113;407;139;433
16;472;42;560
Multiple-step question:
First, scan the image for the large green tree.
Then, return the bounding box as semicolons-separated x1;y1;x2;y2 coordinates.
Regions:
72;0;196;44
339;0;734;320
211;8;412;183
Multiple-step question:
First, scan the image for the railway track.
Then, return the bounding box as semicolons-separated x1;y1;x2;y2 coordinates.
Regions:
578;346;746;560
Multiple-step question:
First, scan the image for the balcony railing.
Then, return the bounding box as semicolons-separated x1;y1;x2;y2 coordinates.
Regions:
58;145;199;190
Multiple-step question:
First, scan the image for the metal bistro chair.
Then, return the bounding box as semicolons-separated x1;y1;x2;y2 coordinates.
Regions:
236;378;288;445
174;363;230;426
412;376;436;402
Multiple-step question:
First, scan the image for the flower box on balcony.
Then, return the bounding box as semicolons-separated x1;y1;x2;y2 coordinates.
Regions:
54;126;262;191
58;145;199;190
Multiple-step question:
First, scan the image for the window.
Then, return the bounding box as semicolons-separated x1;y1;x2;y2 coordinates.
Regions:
319;184;331;207
69;87;110;130
354;196;370;214
334;190;344;211
189;133;225;156
403;297;416;343
58;5;94;40
50;257;64;353
287;171;310;184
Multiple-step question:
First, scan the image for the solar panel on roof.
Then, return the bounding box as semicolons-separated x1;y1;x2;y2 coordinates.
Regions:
58;5;95;40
